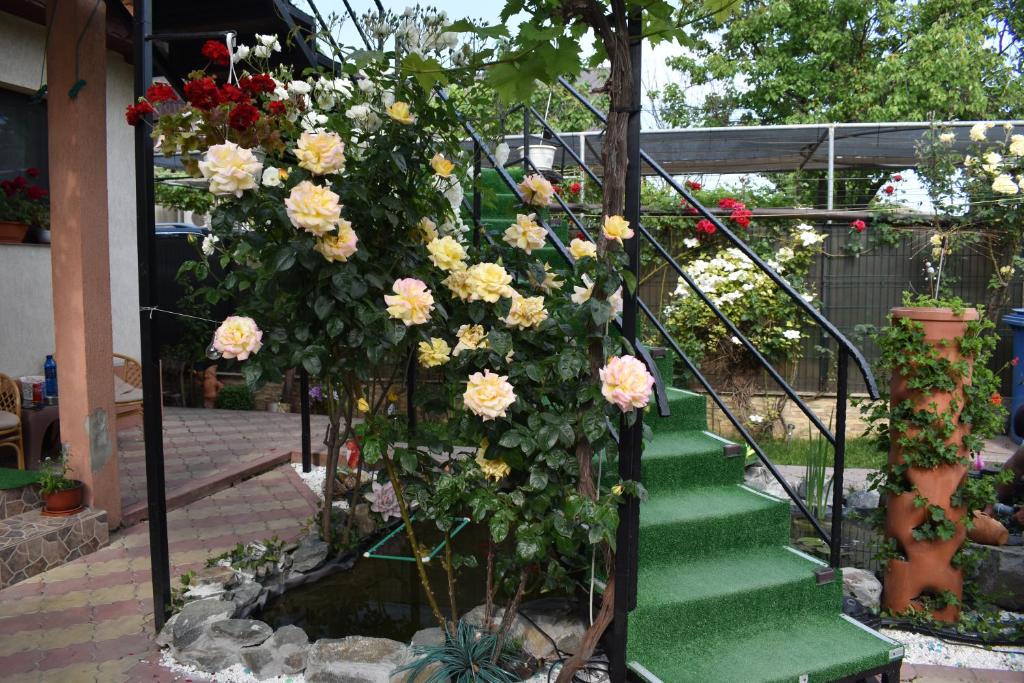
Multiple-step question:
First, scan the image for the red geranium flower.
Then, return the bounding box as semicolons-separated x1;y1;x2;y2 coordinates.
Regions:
883;185;895;195
220;83;249;104
553;184;562;194
696;218;716;235
267;100;287;116
570;181;582;194
892;174;903;182
575;231;586;240
730;207;752;229
201;40;231;67
851;219;866;233
685;179;702;191
124;100;155;126
183;76;221;111
0;179;15;196
25;167;40;178
992;392;1003;406
684;205;699;215
240;74;276;96
719;197;744;210
25;185;47;200
145;83;178;104
228;102;260;131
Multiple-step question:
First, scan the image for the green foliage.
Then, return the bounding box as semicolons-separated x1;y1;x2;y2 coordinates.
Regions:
758;437;885;469
215;383;256;411
36;454;75;495
394;620;520;683
803;427;834;520
206;537;285;571
155;168;215;215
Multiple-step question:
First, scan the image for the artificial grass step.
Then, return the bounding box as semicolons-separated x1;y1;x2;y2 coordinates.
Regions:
629;612;899;683
641;429;742;492
639;484;790;563
630;545;841;642
650;388;708;433
0;468;42;490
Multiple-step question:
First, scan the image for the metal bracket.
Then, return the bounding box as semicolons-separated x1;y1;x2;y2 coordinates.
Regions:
815;567;836;584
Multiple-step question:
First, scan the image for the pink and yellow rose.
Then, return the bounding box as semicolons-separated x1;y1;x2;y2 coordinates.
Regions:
384;278;435;326
213;315;263;360
599;355;654;412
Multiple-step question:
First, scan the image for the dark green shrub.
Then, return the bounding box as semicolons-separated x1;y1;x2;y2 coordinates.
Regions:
215;383;255;411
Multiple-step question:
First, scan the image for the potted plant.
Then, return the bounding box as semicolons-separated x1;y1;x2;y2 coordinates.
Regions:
864;293;1007;623
37;453;84;515
0;170;49;244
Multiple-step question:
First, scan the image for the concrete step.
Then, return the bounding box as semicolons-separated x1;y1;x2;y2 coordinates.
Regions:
0;483;43;520
0;508;108;588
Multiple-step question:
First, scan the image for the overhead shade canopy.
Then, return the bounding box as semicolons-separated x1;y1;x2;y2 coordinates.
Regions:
489;121;1024;175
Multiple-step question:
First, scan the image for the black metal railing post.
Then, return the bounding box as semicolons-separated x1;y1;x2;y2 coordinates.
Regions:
830;348;849;568
300;368;311;473
611;9;644;681
133;0;171;632
522;107;530;176
473;141;482;247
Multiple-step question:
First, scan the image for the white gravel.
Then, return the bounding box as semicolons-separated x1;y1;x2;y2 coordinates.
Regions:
291;463;348;509
159;651;306;682
882;629;1024;671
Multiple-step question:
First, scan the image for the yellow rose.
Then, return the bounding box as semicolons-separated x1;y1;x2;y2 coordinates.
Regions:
314;220;358;262
357;397;370;412
213;315;263;360
463;370;516;421
453;324;489;356
430;152;455;178
612;484;624;496
476;439;510;482
198;142;262;197
384;278;435;326
992;174;1019;195
502;294;548;330
527;263;563;294
442;269;474;301
503;213;547;254
285;181;342;236
293;131;346;175
602;214;634;244
569;238;597;260
518;173;554;207
1011;135;1024;157
416;217;438;243
465;262;514;303
386;101;416;125
426;236;468;272
418;337;452;368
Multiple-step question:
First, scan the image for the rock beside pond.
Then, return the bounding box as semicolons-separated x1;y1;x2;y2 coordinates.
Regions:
846;488;880;510
410;626;445;647
842;567;882;610
227;580;264;615
159;597;237;650
305;635;409;683
744;465;790;500
292;534;331;573
463;599;586;661
240;624;310;680
975;543;1024;610
176;619;273;673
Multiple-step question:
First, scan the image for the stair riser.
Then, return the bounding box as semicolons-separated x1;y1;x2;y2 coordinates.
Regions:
651;390;709;433
639;500;790;564
640;449;744;493
0;485;43;520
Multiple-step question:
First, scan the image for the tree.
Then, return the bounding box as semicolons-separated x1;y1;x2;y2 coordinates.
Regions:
658;0;1024;127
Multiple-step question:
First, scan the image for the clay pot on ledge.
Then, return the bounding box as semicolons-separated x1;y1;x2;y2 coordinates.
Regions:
42;481;84;515
0;220;30;244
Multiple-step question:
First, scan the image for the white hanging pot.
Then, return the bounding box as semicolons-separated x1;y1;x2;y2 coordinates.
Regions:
521;144;557;171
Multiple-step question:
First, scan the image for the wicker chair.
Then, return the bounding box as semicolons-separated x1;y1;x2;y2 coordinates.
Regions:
113;353;144;423
0;374;25;470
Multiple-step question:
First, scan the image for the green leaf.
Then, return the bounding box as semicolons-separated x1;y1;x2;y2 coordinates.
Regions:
272;247;296;272
384;321;407;345
529;469;548;490
313;295;334;320
241;362;262;386
301;352;322;376
399;449;418;474
488;329;513;357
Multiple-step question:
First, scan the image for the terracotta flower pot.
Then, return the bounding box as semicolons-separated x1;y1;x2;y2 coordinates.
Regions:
42;482;84;515
0;220;29;244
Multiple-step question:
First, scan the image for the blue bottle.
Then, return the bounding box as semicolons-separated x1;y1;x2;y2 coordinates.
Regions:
44;355;58;398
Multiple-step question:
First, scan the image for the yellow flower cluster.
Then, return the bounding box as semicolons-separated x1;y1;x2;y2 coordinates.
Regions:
285;181;343;236
418;337;452;368
465;262;515;303
503;214;546;254
475;439;510;482
384;278;435;326
386;101;416;125
430;152;455;178
453;324;488;356
602;214;633;244
294;131;346;175
313;220;358;262
463;370;516;420
518;173;555;207
569;238;597;260
503;294;548;330
426;236;468;271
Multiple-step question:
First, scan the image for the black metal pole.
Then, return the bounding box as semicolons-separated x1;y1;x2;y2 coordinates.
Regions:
522;107;530;175
406;353;417;435
133;0;171;632
472;141;482;247
611;9;644;682
300;369;311;473
830;349;848;568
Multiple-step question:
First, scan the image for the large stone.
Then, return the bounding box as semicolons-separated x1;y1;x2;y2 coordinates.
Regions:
227;580;264;614
409;626;445;648
175;619;272;673
240;624;310;680
519;598;587;660
744;465;790;500
161;598;236;650
975;543;1024;610
305;636;409;683
192;564;238;590
842;567;882;610
292;535;331;573
353;503;377;538
846;488;880;510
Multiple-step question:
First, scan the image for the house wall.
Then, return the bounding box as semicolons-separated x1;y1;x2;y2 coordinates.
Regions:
0;13;139;378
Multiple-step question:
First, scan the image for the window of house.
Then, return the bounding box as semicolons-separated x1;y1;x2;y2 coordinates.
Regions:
0;87;48;188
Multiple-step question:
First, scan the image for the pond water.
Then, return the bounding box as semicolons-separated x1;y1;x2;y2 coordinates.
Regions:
259;521;490;642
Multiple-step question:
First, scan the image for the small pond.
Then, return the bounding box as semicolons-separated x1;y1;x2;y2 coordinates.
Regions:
259;521;490;642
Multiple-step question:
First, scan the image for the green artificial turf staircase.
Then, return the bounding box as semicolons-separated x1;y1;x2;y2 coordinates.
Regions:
473;167;569;264
627;387;903;682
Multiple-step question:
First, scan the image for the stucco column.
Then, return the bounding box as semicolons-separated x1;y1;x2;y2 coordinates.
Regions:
46;0;121;526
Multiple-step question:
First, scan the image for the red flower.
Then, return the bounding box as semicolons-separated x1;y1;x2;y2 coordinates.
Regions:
201;39;231;67
124;100;155;125
570;181;581;194
730;207;752;229
220;83;249;104
718;197;744;210
267;100;287;116
684;205;699;215
851;219;866;233
0;180;14;197
145;83;178;104
553;184;562;194
575;231;586;240
228;102;260;131
183;76;222;111
696;218;716;235
883;185;895;195
345;439;360;469
25;168;40;178
892;174;903;182
25;186;47;200
992;392;1003;406
685;179;702;191
240;74;276;96
1013;356;1020;367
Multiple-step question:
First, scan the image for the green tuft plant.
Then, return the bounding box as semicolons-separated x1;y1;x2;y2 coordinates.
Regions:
37;453;76;496
393;620;520;683
215;383;256;411
803;425;834;521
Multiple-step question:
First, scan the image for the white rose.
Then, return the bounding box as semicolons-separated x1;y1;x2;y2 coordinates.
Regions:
969;122;992;142
494;142;510;168
252;45;271;59
938;132;955;144
232;44;250;63
201;234;218;256
288;80;312;96
1010;135;1024;157
261;166;283;187
783;329;801;341
992;174;1019;195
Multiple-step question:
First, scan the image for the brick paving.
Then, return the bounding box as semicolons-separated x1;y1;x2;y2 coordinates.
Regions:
118;407;329;512
0;466;319;682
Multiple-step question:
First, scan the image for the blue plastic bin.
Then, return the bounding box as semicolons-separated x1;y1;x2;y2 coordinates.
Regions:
1003;308;1024;443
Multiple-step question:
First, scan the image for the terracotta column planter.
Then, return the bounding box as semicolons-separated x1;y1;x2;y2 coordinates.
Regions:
0;220;29;243
883;306;977;623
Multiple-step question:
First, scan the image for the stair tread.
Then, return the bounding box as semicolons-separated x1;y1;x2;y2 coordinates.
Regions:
635;544;825;609
643;429;724;460
639;484;784;528
0;507;105;550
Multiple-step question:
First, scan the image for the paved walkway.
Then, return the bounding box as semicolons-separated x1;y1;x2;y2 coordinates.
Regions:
118;407;329;511
0;466;319;682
